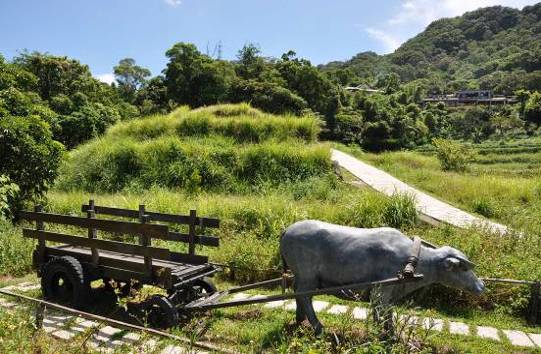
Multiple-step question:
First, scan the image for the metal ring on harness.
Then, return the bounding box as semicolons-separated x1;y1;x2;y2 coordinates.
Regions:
402;236;422;278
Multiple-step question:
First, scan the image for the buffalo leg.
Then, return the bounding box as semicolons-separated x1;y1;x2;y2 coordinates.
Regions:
295;278;323;335
295;298;306;323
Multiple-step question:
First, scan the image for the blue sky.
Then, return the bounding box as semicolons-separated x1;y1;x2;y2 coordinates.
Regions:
0;0;538;83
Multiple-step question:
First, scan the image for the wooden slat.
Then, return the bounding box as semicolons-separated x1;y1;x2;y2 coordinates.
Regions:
20;211;168;237
170;252;208;265
81;204;220;228
23;229;170;259
46;247;148;273
167;232;219;247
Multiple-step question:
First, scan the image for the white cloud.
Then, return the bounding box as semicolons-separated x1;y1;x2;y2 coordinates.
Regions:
388;0;536;27
365;0;538;53
165;0;182;6
96;73;115;85
365;28;401;53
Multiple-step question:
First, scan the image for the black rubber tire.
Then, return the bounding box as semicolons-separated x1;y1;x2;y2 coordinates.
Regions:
41;256;89;308
146;295;179;328
194;277;217;294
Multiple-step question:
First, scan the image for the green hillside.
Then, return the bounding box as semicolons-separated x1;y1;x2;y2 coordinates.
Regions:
320;3;541;95
57;104;331;193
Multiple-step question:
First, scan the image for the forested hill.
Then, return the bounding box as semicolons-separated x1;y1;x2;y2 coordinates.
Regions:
320;3;541;95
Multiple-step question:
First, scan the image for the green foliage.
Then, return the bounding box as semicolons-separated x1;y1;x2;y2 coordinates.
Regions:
58;105;330;193
0;176;19;220
0;115;63;205
228;79;307;115
382;192;418;228
432;138;475;172
113;58;151;103
0;220;33;276
320;4;541;95
524;91;541;126
164;42;235;107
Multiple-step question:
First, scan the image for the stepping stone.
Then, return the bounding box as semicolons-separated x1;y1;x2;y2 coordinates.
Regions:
476;326;499;341
327;304;349;315
75;317;99;329
285;301;297;311
399;315;419;326
93;325;123;343
120;332;141;344
264;300;287;308
247;294;266;301
312;301;329;312
352;307;368;320
528;333;541;347
161;345;185;354
503;330;535;347
52;329;78;340
449;321;469;335
42;318;63;333
15;282;34;288
140;339;158;352
422;318;444;331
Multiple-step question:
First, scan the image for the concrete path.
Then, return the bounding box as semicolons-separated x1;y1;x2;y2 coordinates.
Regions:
2;282;541;349
331;149;509;234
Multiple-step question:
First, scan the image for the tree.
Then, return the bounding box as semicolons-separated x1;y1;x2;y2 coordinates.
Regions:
236;43;266;80
114;58;151;103
524;91;541;126
164;42;235;107
0;115;64;210
489;112;523;138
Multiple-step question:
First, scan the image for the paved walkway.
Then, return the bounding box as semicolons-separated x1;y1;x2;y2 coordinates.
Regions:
331;149;509;234
2;283;540;350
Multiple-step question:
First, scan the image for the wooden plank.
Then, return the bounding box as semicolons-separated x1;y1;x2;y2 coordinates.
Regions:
188;210;196;255
23;229;170;259
20;211;168;237
169;251;208;265
81;204;139;218
168;232;219;247
87;200;99;265
34;205;45;264
46;246;148;273
139;204;153;276
81;204;220;228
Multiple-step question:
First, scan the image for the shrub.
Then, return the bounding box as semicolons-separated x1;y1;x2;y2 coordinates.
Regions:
432;138;475;172
0;176;19;220
0;115;64;211
382;192;418;228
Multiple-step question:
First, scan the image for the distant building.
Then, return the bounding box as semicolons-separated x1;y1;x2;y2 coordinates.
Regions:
423;90;517;106
344;84;384;93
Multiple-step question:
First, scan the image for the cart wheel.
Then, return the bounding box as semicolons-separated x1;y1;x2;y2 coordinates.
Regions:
194;277;217;295
41;256;89;308
146;295;178;328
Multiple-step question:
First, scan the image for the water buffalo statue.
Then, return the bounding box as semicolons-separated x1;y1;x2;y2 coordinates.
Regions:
280;220;485;335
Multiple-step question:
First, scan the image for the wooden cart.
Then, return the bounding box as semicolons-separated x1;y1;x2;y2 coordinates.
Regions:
20;201;221;326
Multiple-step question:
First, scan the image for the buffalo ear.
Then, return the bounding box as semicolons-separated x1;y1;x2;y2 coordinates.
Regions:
443;257;460;271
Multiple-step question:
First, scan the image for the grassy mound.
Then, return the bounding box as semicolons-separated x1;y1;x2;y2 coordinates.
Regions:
57;104;330;192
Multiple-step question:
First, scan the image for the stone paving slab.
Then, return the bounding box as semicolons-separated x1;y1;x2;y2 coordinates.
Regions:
422;318;444;331
327;304;349;315
449;321;470;335
352;307;368;320
528;333;541;347
503;330;535;347
476;326;500;341
331;149;509;234
263;300;287;308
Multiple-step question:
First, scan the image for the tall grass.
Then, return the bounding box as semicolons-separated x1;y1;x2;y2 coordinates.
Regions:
58;104;329;193
108;103;320;143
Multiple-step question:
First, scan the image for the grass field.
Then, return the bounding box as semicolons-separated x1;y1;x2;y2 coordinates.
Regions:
2;107;541;352
336;140;541;236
